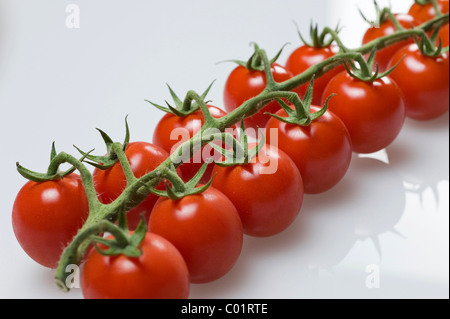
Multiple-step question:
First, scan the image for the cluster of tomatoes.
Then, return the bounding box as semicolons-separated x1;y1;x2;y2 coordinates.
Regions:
11;0;449;299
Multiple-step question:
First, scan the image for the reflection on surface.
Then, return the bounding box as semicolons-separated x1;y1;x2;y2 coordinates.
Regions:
302;155;406;268
387;115;449;212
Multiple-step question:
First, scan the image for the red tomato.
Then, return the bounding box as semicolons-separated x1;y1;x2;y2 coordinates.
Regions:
265;106;352;194
148;187;243;283
81;232;190;299
387;43;449;121
409;0;449;23
438;23;449;47
362;14;420;71
322;71;405;154
153;105;230;183
93;142;170;230
285;45;345;105
12;174;89;268
223;64;292;132
211;144;304;237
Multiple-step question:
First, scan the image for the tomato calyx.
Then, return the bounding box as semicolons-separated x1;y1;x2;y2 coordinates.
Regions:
149;162;213;200
296;21;342;49
146;81;215;117
344;48;401;82
415;23;449;56
90;207;147;258
414;0;445;18
265;77;334;126
75;116;131;170
225;42;288;72
208;120;265;167
16;142;93;182
359;0;406;31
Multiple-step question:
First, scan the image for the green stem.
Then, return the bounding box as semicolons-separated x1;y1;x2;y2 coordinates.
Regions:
323;26;349;52
46;152;101;212
111;142;137;185
54;219;128;292
387;11;405;31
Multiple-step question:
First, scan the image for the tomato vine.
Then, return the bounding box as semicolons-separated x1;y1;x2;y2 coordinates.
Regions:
12;1;449;294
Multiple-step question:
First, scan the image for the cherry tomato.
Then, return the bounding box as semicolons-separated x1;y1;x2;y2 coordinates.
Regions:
265;106;352;194
409;0;449;23
362;14;420;71
285;45;345;106
322;71;405;154
387;43;449;121
224;64;292;132
93;142;171;230
148;187;243;284
81;232;190;299
12;174;89;268
211;144;304;237
153;105;230;183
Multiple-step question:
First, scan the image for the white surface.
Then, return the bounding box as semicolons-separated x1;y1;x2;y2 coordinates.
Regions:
0;0;448;299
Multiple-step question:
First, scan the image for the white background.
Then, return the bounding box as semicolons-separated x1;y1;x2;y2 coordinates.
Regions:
0;0;448;299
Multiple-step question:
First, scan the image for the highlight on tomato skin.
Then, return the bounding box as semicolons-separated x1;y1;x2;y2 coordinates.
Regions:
12;174;89;269
148;186;244;284
211;143;304;238
81;232;190;300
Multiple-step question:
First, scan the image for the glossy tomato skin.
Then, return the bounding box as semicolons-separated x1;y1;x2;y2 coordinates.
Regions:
409;0;449;23
12;174;89;268
322;71;405;154
362;14;419;71
153;105;230;183
148;187;243;284
93;142;170;230
81;232;190;299
285;45;345;106
211;144;304;237
224;64;292;132
265;106;352;194
387;44;449;121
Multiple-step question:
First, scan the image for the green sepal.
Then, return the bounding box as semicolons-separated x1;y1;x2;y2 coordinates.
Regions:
16;143;94;182
149;161;214;201
414;23;449;57
146;81;215;117
296;21;342;49
266;76;332;126
344;48;400;82
75;116;130;170
90;206;147;258
209;120;266;167
358;0;396;28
